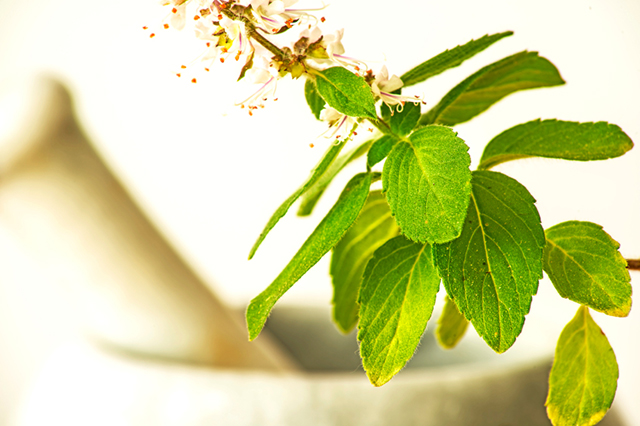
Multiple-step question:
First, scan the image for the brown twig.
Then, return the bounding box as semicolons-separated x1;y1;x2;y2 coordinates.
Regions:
626;259;640;270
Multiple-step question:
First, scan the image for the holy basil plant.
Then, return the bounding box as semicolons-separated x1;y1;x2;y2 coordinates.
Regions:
244;33;633;426
155;3;635;424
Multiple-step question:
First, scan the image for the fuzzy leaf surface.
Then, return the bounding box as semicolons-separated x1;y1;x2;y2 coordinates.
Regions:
358;236;440;386
434;170;545;352
420;51;565;126
479;120;634;170
331;190;399;333
367;135;396;168
315;67;377;120
382;125;471;244
297;138;373;216
246;173;372;340
304;79;326;120
547;306;618;426
249;140;345;259
400;32;513;87
389;101;421;136
436;295;469;349
544;221;632;317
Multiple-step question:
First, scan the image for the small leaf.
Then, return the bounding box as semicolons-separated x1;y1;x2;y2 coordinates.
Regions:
237;48;255;81
436;295;469;349
367;135;396;168
547;306;618;426
297;138;373;216
383;125;472;244
434;170;545;352
331;190;399;333
358;236;441;386
544;221;632;317
479;120;634;170
420;51;565;127
400;32;514;88
249;140;346;259
390;101;421;136
304;78;326;120
247;173;372;340
315;67;378;120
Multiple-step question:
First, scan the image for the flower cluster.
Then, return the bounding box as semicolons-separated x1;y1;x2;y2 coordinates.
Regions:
150;0;422;135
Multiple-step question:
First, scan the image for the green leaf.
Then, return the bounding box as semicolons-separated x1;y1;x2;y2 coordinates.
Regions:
479;120;634;170
544;221;632;317
246;173;372;340
331;190;399;333
358;236;441;386
314;67;378;120
304;78;326;120
420;51;565;127
367;135;396;168
400;32;514;88
297;138;373;216
382;125;471;244
390;101;421;136
436;295;469;349
249;140;346;259
434;170;545;352
547;306;618;426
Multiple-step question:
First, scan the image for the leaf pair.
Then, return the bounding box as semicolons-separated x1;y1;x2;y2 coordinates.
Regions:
356;169;545;386
543;222;630;426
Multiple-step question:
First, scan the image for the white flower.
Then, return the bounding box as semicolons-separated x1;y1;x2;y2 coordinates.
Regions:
371;65;422;108
247;0;305;33
236;57;279;113
301;27;367;71
319;107;358;140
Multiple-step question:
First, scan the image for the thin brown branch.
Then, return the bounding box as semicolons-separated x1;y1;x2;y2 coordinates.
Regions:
626;259;640;270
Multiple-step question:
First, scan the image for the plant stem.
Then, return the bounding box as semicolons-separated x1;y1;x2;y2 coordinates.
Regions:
219;5;288;61
626;259;640;270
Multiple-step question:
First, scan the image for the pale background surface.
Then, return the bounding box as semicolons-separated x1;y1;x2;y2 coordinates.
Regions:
0;0;638;424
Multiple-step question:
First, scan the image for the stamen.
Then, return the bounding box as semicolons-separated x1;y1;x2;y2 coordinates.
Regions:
191;78;197;83
150;33;156;38
164;23;170;29
143;26;148;30
172;7;177;13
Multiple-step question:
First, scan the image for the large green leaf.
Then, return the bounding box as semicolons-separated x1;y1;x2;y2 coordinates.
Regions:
544;221;632;317
400;32;513;88
248;140;346;259
358;236;441;386
419;51;565;126
479;120;634;170
436;295;469;349
297;138;374;216
304;78;326;120
547;306;618;426
331;191;399;333
382;125;471;244
434;170;545;352
246;173;372;340
315;67;377;120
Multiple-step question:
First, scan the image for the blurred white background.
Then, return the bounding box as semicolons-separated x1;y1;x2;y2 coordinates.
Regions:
0;0;638;424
